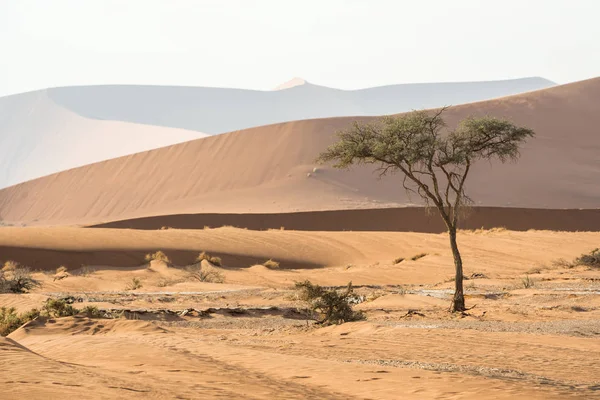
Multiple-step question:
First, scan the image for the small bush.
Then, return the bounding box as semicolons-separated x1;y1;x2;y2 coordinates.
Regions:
574;248;600;268
56;266;68;274
76;266;96;277
521;275;535;289
196;251;222;266
0;266;40;293
263;259;280;269
42;299;79;318
145;251;171;264
125;277;143;291
411;253;427;261
294;280;364;325
186;264;225;283
393;257;405;264
551;258;573;268
82;305;103;318
0;307;40;336
2;260;19;271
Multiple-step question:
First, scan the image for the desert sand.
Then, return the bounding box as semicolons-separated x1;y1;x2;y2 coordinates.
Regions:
0;77;598;227
1;226;599;399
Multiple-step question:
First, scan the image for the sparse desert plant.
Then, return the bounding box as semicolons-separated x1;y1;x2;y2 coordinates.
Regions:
76;265;96;277
574;248;600;269
125;277;143;291
42;299;79;318
195;251;222;266
551;258;573;268
56;265;68;274
393;257;405;264
526;267;543;275
186;264;225;283
263;259;280;269
0;307;40;336
82;305;103;318
411;253;427;261
521;275;535;289
294;280;364;325
318;109;534;312
145;251;171;264
0;266;40;293
2;260;19;271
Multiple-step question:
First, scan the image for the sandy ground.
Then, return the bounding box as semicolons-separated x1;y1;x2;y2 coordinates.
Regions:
1;227;599;399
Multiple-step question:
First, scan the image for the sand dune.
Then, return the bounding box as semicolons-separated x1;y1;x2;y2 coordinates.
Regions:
0;77;598;227
0;90;206;188
46;77;553;135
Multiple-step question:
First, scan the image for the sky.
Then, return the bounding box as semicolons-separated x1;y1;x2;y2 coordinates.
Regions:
1;0;599;96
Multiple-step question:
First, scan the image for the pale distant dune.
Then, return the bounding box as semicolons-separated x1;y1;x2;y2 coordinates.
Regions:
0;77;597;227
0;90;206;188
0;77;553;188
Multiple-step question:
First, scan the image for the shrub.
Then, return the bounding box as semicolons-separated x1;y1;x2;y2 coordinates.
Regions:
145;251;171;264
2;260;19;271
125;277;143;291
0;307;40;336
0;266;40;293
521;275;535;289
186;264;225;283
42;299;79;318
82;305;103;318
294;280;364;325
56;266;68;274
574;248;600;268
263;259;280;269
551;258;573;268
410;253;427;261
196;251;222;266
76;265;96;277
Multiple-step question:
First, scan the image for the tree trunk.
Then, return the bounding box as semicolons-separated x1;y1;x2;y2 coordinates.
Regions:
448;228;466;312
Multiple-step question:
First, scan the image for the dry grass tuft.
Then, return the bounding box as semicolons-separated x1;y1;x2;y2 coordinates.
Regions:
145;251;171;264
410;253;427;261
125;277;143;291
196;251;222;266
263;259;280;269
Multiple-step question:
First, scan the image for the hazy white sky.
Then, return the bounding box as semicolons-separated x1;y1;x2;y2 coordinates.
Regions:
1;0;599;96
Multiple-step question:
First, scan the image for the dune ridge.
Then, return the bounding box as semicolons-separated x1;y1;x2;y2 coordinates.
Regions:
0;77;598;226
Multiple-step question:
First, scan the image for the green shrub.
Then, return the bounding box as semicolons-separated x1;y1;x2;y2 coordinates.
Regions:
42;299;79;318
294;280;364;325
82;305;103;318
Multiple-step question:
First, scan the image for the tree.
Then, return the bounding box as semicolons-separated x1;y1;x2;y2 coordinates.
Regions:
317;108;534;312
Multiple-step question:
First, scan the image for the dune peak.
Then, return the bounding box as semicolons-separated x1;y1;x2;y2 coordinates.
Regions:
273;77;308;90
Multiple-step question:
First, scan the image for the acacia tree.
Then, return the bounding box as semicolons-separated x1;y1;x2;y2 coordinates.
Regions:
318;109;534;312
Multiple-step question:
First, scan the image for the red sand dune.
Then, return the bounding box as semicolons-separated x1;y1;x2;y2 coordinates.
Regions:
0;77;599;227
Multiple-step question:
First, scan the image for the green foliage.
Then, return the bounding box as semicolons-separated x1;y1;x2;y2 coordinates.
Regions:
574;248;600;268
145;251;171;264
42;299;79;318
0;266;40;293
263;259;280;269
0;307;39;336
82;305;103;318
294;280;364;325
318;109;534;217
